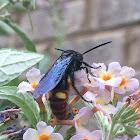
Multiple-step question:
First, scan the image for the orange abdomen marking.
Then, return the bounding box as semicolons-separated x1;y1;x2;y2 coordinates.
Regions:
48;90;69;120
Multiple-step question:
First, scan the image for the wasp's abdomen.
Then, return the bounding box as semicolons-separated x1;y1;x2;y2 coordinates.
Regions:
48;89;69;120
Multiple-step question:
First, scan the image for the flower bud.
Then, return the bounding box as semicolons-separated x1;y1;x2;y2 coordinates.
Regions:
22;0;31;8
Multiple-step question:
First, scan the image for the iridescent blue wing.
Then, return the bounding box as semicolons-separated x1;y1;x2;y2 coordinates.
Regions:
33;53;74;98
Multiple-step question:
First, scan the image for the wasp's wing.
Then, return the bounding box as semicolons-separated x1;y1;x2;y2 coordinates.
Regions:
33;54;74;98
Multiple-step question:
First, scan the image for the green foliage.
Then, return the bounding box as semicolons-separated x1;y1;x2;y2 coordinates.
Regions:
0;135;8;140
0;49;43;86
0;0;8;3
64;126;76;140
39;53;50;74
3;19;36;52
0;86;40;128
43;100;52;124
0;20;13;36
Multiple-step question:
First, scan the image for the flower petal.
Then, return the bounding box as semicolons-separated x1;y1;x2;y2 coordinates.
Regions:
114;85;126;94
49;133;64;140
37;121;53;135
133;135;140;140
17;81;34;93
23;128;38;140
96;89;111;105
74;107;92;125
94;77;122;88
108;62;121;77
70;133;86;140
96;104;111;121
84;91;96;105
87;130;102;140
125;78;139;92
120;66;135;80
26;67;41;84
91;63;106;77
103;104;118;115
115;78;139;94
105;77;122;87
75;122;89;134
74;69;88;87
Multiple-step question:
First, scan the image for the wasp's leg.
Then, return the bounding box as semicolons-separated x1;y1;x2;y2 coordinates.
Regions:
80;66;91;83
69;69;92;103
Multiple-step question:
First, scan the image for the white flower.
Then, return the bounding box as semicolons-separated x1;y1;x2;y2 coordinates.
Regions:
70;130;102;140
114;66;139;94
23;121;64;140
84;90;118;121
18;68;42;93
73;107;93;133
91;62;122;89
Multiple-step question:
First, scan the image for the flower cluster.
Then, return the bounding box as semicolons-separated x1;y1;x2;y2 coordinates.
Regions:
17;62;140;140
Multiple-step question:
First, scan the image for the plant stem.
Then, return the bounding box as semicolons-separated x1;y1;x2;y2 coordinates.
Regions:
0;2;10;12
106;120;115;140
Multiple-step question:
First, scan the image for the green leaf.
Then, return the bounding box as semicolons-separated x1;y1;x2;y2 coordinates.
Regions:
124;125;138;138
0;86;40;128
3;19;36;52
39;53;50;74
0;49;44;86
64;126;76;140
0;0;8;3
0;122;4;129
0;135;8;140
0;20;13;36
43;100;52;123
0;99;15;110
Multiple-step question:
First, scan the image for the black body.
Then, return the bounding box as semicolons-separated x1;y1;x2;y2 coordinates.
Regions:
33;41;111;119
34;50;85;100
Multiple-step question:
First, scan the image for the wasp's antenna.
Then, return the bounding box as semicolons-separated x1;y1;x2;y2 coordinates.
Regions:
55;48;65;52
83;41;112;55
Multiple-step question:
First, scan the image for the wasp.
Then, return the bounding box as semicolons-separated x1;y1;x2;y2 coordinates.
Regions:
34;41;111;120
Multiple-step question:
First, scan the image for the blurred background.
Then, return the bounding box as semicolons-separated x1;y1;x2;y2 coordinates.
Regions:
0;0;140;80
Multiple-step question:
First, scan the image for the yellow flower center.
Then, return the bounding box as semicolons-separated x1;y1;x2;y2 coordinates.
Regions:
73;107;79;114
84;138;89;140
102;74;112;81
30;83;37;92
76;118;80;127
39;134;49;140
119;78;126;86
31;83;37;89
